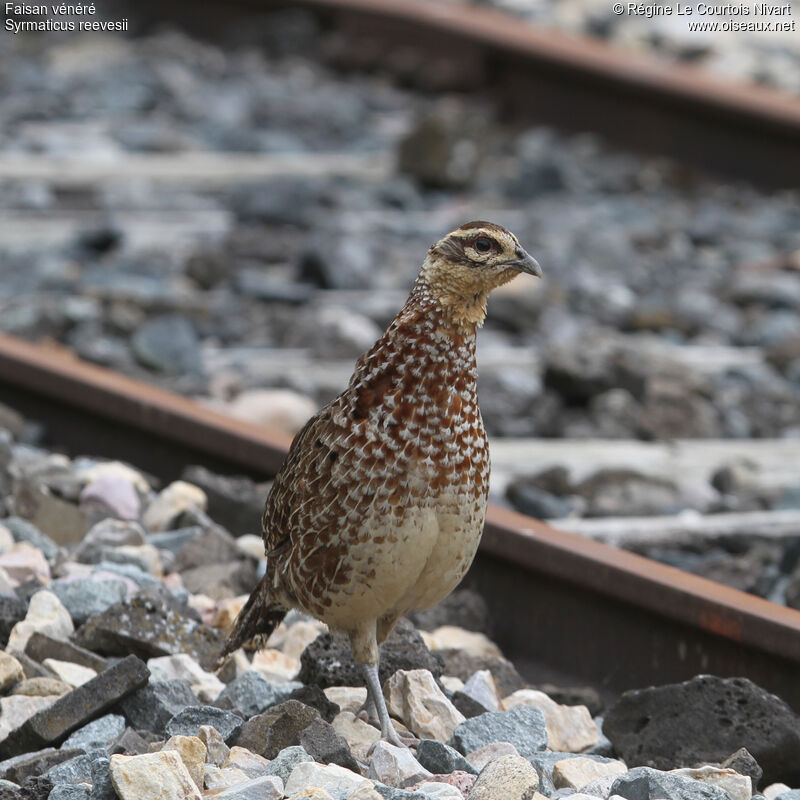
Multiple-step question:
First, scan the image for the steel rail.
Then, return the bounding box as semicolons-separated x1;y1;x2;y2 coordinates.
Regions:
2;333;800;706
133;0;800;188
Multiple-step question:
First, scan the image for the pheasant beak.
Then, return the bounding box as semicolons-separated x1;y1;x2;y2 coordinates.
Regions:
506;247;543;278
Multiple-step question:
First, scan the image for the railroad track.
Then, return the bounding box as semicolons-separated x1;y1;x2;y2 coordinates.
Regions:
128;0;800;189
2;333;800;711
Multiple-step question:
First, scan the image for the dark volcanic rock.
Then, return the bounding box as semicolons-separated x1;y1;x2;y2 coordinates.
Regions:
436;650;526;698
0;596;27;648
233;700;318;759
298;618;442;689
119;679;198;735
451;691;490;719
603;675;800;783
415;739;478;776
297;716;358;771
408;590;492;636
24;633;108;673
74;594;223;671
286;685;340;723
0;656;149;759
165;706;244;744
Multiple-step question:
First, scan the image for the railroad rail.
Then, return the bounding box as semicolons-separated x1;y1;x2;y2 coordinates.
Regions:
2;333;800;710
129;0;800;189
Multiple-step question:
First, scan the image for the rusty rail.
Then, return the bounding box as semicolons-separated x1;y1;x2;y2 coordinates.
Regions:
2;333;800;707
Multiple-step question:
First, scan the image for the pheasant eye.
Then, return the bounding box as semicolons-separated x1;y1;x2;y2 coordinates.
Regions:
474;237;492;253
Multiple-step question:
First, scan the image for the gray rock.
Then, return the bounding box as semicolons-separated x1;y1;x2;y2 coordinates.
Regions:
201;775;284;799
297;716;358;772
575;469;684;518
61;714;126;752
165;706;243;744
603;675;800;784
437;651;526;698
0;656;150;759
119;679;198;735
91;561;158;589
719;747;763;784
234;701;318;759
173;526;242;572
48;579;127;627
611;766;732;800
260;745;313;784
24;633;109;673
216;671;302;718
2;517;59;561
506;481;575;520
0;749;83;784
0;596;28;648
89;755;115;800
415;739;478;776
450;706;548;760
775;792;800;800
131;314;202;375
48;786;91;800
372;784;432;800
145;527;203;555
45;752;98;784
298;618;442;689
287;685;340;723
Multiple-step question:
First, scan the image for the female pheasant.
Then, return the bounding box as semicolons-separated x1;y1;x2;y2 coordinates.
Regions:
221;221;541;744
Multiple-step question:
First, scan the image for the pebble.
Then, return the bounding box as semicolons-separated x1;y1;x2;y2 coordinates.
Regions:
224;389;318;436
384;669;465;742
109;750;201;800
415;739;478;776
0;652;23;691
120;679;199;734
284;761;371;798
61;714;126;752
165;706;244;744
332;711;380;762
48;577;128;627
553;757;628;790
466;754;540;800
367;742;433;789
41;659;96;687
451;705;548;760
142;481;207;532
6;590;74;655
79;476;141;521
205;774;284;799
324;687;368;714
148;653;225;702
199;725;232;767
223;746;271;777
461;670;501;713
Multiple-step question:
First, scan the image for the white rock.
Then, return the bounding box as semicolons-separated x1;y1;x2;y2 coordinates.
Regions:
412;782;464;799
205;775;283;799
0;542;50;585
115;544;163;577
236;535;266;561
42;659;97;687
109;750;202;800
251;648;300;682
324;686;367;715
425;626;502;657
143;480;207;532
670;765;752;800
553;757;627;790
204;765;249;791
0;524;15;553
288;789;334;800
223;747;271;777
199;725;231;767
466;742;521;771
332;711;381;762
7;589;74;654
0;695;57;741
384;669;465;741
765;784;792;800
581;774;625;798
225;389;317;436
345;786;384;800
367;741;432;789
440;676;465;693
164;735;206;790
285;761;370;798
80;476;140;520
0;652;23;691
503;690;599;752
467;754;540;800
0;565;17;594
148;653;225;702
282;619;327;660
76;460;150;493
461;670;501;712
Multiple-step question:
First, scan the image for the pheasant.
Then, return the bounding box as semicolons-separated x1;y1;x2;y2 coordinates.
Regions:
220;221;541;745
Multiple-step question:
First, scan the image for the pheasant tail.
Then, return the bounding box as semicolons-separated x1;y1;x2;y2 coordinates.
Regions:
217;573;286;667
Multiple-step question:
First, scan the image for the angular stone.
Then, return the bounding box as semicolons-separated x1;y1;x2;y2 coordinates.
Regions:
198;725;230;768
119;679;198;735
669;766;751;800
298;619;442;689
451;690;490;719
145;527;202;556
0;747;82;784
0;653;23;691
0;595;27;648
465;742;521;771
142;481;207;532
324;686;367;715
720;748;762;785
204;774;283;799
12;482;89;547
222;747;270;778
109;750;201;800
261;745;313;784
385;669;465;742
173;527;241;572
332;712;380;762
44;752;95;784
467;754;540;800
90;753;115;800
347;786;385;800
24;632;108;673
504;690;599;752
233;700;318;759
165;706;243;744
47;785;91;800
0;695;58;743
284;761;370;797
250;648;301;683
2;517;60;560
553;757;627;790
61;714;126;752
11;677;71;697
7;590;73;654
415;739;478;776
461;670;501;712
0;655;150;758
74;595;223;671
611;767;733;800
42;659;96;688
450;706;548;760
425;627;502;658
203;765;249;791
298;716;359;772
48;578;127;627
216;670;300;717
603;676;800;784
147;654;224;703
367;742;433;789
288;684;341;723
163;735;206;790
405;783;462;799
80;476;140;521
437;650;526;698
0;543;50;586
